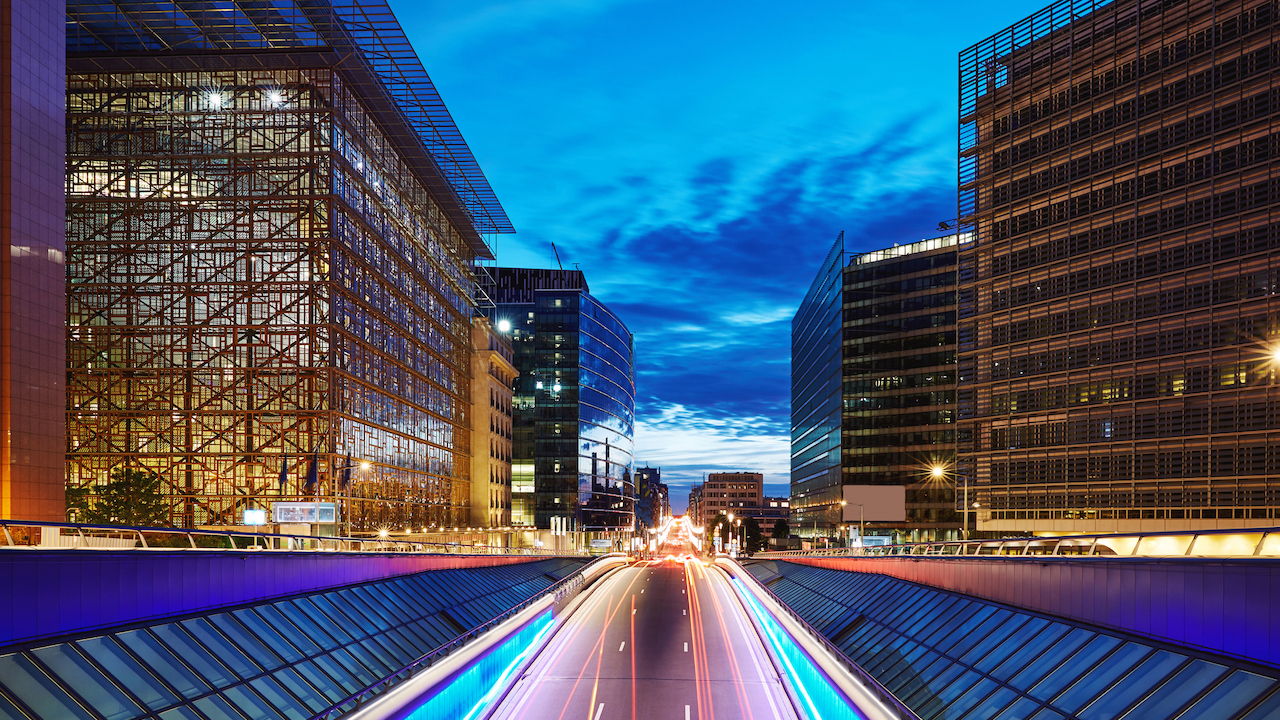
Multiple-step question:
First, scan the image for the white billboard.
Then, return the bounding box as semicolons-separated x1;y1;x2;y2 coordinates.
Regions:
841;485;906;522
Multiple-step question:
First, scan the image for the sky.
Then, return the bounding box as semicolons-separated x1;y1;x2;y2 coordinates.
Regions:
394;0;1045;512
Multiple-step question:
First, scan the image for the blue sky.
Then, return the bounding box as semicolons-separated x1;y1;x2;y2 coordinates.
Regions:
396;0;1044;512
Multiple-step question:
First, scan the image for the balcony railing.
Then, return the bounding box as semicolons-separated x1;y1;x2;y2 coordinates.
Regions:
759;525;1280;559
0;519;573;555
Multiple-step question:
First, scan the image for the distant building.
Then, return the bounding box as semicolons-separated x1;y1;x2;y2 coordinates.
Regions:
688;484;703;524
959;0;1280;533
491;268;636;530
697;472;763;528
756;497;791;537
635;466;668;529
792;234;961;541
470;318;517;528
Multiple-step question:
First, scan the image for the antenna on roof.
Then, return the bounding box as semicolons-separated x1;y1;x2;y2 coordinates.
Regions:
551;243;564;271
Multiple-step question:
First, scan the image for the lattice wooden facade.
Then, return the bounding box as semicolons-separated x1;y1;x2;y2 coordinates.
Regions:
66;66;483;529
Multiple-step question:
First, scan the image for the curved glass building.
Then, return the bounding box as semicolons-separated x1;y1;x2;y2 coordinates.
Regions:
491;269;636;530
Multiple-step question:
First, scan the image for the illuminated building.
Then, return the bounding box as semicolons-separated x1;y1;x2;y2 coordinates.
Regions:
959;0;1280;532
64;0;512;529
0;0;65;521
792;233;962;541
470;317;516;528
491;268;636;530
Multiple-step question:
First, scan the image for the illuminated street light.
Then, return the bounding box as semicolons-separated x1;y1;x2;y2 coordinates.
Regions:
931;465;946;479
497;319;511;332
208;91;223;108
267;91;283;104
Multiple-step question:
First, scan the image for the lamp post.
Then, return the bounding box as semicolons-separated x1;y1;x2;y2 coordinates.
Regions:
735;518;742;555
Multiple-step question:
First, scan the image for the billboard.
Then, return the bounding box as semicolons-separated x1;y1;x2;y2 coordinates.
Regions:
841;485;906;522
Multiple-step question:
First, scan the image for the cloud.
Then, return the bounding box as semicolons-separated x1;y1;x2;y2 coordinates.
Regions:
563;125;959;508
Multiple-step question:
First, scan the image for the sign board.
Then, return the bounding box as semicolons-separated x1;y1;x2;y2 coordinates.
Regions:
273;502;336;524
243;509;267;526
841;485;906;522
590;538;611;548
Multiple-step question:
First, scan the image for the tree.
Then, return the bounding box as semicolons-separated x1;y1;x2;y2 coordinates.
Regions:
772;518;790;540
709;513;731;547
83;468;168;527
65;484;91;523
743;517;764;552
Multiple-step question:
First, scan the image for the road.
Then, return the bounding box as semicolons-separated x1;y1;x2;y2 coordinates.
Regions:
490;556;798;720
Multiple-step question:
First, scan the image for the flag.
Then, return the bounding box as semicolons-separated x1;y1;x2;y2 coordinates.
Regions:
277;454;289;492
340;452;352;493
302;453;319;495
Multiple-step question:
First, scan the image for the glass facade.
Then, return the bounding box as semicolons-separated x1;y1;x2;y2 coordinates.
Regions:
493;269;636;530
843;236;962;541
745;559;1280;720
792;233;961;541
791;236;848;534
63;0;512;530
959;0;1280;533
0;558;586;720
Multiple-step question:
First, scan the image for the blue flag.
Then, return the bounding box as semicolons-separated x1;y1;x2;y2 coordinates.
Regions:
277;454;289;492
302;453;319;494
340;453;352;493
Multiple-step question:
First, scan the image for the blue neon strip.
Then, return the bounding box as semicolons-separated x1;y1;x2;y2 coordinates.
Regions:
406;610;555;720
732;577;866;720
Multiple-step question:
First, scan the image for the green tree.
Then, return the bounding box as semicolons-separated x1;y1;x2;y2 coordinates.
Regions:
65;484;91;523
84;468;168;527
772;518;790;540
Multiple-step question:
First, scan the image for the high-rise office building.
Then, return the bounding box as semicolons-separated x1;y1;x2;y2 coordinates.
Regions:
0;0;65;521
792;233;962;541
64;0;513;529
492;268;636;530
958;0;1280;533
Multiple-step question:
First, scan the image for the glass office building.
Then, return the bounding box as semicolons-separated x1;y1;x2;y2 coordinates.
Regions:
958;0;1280;533
792;233;962;541
492;269;636;530
64;0;513;529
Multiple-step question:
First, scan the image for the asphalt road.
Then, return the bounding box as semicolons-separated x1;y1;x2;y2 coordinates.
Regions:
490;557;797;720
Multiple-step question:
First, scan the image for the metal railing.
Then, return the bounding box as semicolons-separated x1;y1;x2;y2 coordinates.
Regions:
759;525;1280;559
725;559;921;720
311;554;618;719
0;519;575;555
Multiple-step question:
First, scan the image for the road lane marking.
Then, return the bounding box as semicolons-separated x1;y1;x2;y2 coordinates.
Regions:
594;703;604;720
632;609;636;614
685;706;690;720
684;642;688;652
683;609;686;615
641;589;644;593
619;641;625;651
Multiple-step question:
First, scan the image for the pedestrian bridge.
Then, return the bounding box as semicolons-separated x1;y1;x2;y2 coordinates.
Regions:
0;522;1277;720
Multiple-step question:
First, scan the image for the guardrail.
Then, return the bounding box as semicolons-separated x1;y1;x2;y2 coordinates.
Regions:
760;525;1280;559
0;519;571;555
719;558;919;720
319;553;626;719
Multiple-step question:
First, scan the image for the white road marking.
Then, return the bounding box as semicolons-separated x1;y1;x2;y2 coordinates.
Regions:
685;706;691;720
594;703;604;720
641;589;644;593
683;609;686;616
684;642;688;652
619;641;625;651
632;609;636;615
